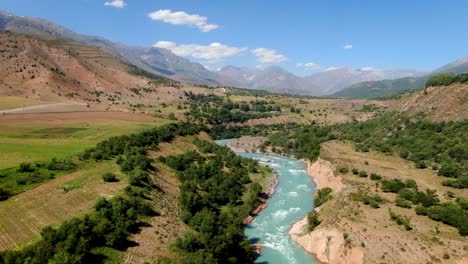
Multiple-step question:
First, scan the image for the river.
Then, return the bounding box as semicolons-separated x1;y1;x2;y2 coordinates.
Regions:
216;139;317;264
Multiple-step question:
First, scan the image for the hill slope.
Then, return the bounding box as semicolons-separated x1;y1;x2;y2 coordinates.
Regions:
0;10;224;86
398;83;468;121
0;31;184;107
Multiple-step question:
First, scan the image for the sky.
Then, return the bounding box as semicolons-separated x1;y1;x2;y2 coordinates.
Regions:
1;0;467;75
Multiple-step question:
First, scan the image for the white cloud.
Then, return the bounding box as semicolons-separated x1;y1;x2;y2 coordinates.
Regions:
343;44;353;49
104;0;126;8
251;48;287;63
148;9;219;32
297;62;320;70
360;66;376;72
325;66;342;71
153;41;246;62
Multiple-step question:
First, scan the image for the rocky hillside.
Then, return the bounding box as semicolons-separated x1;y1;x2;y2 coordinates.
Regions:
398;83;468;121
0;10;224;86
0;31;184;107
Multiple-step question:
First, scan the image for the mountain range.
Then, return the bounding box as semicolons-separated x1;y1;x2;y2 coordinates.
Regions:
0;10;466;97
333;56;468;98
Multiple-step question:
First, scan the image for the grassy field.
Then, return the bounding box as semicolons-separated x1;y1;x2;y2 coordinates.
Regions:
0;112;172;169
0;160;126;250
0;96;45;110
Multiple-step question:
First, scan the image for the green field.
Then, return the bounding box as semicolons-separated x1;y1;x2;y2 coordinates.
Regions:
0;120;171;170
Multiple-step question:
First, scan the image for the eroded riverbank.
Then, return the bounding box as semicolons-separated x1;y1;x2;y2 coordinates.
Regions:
217;139;317;264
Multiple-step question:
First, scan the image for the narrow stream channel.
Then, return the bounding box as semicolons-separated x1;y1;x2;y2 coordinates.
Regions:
216;140;317;264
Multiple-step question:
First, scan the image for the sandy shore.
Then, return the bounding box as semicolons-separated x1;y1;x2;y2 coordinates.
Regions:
289;158;363;264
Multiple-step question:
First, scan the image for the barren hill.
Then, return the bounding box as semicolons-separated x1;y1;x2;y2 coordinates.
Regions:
398;83;468;121
0;31;184;109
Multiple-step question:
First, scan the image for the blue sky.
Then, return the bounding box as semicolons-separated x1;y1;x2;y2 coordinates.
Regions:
1;0;467;75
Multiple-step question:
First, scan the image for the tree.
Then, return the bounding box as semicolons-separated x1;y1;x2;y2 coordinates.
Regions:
102;172;118;182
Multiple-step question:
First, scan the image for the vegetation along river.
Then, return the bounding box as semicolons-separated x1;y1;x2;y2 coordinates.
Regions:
216;139;317;264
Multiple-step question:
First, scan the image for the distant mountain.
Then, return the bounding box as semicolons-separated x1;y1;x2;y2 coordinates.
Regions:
0;10;222;86
0;10;436;96
433;56;468;75
331;77;429;99
305;68;426;95
216;66;425;96
332;56;468;99
217;66;320;95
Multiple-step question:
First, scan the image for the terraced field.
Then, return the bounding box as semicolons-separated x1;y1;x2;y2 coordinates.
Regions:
0;161;126;250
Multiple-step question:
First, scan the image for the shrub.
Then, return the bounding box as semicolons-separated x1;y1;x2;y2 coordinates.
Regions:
338;166;349;174
370;173;382;180
352;168;359;175
102;172;118;182
415;160;427;169
315;187;333;207
18;162;34;172
395;197;412;208
358;170;368;177
381;179;406;193
0;188;9;201
307;211;320;231
389;209;412;230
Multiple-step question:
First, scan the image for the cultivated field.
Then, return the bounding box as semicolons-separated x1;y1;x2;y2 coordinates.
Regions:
0;160;126;250
0;111;170;169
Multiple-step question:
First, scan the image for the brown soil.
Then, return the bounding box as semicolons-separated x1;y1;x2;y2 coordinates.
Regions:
398;84;468;121
0;111;159;126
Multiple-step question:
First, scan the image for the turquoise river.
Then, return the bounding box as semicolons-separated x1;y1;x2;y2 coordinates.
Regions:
216;139;317;264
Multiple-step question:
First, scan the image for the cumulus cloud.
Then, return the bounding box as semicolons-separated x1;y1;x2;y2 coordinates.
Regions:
153;41;246;62
148;9;219;32
297;62;321;70
343;44;353;49
251;48;287;63
104;0;126;8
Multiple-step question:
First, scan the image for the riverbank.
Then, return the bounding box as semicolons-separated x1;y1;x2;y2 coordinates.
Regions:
289;158;363;264
220;139;317;263
290;140;468;264
243;171;279;225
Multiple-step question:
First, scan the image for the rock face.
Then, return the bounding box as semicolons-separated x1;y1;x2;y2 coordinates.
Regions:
307;159;343;194
289;218;364;264
289;158;361;264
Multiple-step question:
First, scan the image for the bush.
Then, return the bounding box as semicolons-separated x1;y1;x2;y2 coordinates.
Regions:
338;166;349;174
18;162;34;172
363;194;384;208
389;209;412;230
370;173;382;180
381;179;406;193
307;211;320;231
352;168;359;175
315;187;333;207
415;205;428;215
358;170;368;177
425;73;455;88
395;197;412;208
102;172;118;182
0;188;9;201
